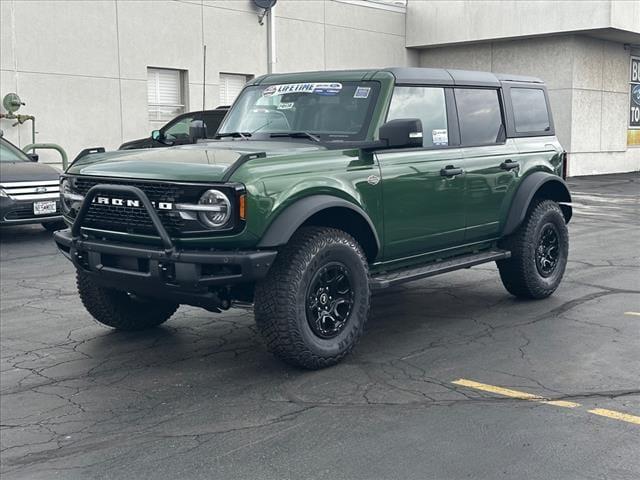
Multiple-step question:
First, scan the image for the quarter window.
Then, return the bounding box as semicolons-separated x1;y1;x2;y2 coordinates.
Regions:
511;88;550;133
454;89;503;145
387;87;448;147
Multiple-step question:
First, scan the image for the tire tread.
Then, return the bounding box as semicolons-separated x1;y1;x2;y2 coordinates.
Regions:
497;199;568;299
77;271;178;330
254;227;370;369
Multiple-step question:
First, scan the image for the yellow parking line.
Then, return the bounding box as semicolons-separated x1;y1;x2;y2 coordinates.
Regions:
624;311;640;317
451;378;580;408
541;400;582;408
453;379;639;425
588;408;640;425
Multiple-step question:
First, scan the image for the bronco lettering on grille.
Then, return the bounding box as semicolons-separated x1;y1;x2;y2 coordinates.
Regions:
92;196;173;210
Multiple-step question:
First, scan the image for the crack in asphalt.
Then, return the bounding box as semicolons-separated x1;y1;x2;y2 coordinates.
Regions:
2;176;639;478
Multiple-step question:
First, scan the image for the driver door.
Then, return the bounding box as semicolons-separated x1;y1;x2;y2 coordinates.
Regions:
377;86;466;260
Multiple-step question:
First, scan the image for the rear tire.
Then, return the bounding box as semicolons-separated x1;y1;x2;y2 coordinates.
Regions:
76;271;178;330
497;199;568;299
254;227;370;369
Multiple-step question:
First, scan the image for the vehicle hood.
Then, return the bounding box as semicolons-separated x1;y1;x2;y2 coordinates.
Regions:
0;161;61;184
67;141;327;182
118;137;150;150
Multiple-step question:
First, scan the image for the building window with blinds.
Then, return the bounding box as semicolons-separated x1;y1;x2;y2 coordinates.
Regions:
219;73;250;106
147;68;187;123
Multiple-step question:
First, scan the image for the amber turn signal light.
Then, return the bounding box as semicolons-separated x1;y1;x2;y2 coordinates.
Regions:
239;194;246;220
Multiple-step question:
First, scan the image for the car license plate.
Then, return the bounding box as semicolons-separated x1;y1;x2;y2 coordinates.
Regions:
33;200;57;215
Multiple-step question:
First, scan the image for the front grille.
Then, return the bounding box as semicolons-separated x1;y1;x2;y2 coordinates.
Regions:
68;178;195;236
73;178;186;201
0;180;60;202
64;176;244;237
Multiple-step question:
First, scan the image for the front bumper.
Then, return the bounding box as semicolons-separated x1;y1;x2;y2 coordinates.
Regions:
1;197;62;225
54;228;276;286
54;183;276;309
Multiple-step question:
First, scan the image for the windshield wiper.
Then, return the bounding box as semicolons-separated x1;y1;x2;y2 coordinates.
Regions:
270;132;321;142
214;131;251;140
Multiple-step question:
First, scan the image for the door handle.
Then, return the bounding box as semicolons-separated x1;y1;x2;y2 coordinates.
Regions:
440;165;464;177
500;159;520;171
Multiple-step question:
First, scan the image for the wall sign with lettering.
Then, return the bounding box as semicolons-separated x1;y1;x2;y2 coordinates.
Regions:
630;57;640;127
629;57;640;146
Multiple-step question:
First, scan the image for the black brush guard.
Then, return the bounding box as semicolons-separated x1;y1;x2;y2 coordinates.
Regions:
54;184;276;308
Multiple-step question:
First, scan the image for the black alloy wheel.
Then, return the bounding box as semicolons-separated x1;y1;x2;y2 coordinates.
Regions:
306;262;354;339
535;223;560;277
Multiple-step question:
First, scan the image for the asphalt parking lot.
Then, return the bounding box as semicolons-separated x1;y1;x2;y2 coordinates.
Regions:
1;173;638;480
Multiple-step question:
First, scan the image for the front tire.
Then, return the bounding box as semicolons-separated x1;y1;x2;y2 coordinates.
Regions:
497;199;569;299
76;271;178;330
254;227;370;369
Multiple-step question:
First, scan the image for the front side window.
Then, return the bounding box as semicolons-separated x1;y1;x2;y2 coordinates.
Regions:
163;115;195;140
387;86;448;147
455;88;503;146
218;81;380;141
511;88;550;133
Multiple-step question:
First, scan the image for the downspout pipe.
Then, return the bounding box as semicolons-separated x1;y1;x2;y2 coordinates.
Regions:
267;5;276;74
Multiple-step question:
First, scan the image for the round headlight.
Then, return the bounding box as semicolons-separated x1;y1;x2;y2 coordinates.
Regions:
198;189;231;228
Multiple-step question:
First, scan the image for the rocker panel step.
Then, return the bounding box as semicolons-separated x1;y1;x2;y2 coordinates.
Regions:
370;249;511;290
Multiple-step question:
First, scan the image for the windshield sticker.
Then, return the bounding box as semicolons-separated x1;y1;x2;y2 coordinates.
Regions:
262;83;342;97
432;129;448;146
353;87;371;99
277;102;295;110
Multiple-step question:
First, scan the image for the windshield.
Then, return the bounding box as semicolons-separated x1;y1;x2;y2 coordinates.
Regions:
218;81;380;141
0;138;30;163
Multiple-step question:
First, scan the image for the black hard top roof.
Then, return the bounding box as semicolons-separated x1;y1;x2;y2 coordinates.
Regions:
384;67;544;86
251;68;545;88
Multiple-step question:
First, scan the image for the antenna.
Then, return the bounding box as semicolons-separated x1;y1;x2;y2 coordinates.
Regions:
202;44;207;110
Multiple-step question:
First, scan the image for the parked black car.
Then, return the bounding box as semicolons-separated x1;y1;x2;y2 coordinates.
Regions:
119;107;229;150
0;135;64;231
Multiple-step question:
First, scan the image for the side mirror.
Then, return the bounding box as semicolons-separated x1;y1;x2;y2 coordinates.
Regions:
189;120;207;143
151;130;162;141
379;118;423;149
27;153;39;162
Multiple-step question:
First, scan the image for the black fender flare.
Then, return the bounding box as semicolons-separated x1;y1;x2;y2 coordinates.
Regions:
257;194;381;252
502;172;572;236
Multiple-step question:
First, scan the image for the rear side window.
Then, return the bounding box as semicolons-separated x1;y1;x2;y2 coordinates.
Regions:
203;113;226;138
511;88;550;133
387;87;448;147
454;89;503;145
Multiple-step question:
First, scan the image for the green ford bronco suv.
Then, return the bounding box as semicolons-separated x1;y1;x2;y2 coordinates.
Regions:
54;68;571;369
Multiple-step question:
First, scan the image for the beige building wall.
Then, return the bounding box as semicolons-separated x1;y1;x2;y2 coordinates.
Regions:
0;0;410;164
418;35;640;176
406;0;640;47
1;0;638;176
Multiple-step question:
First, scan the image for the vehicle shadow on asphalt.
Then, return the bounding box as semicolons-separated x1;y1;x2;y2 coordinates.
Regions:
72;278;525;378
